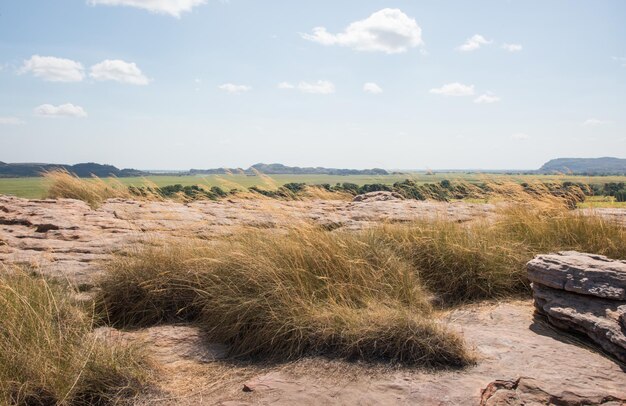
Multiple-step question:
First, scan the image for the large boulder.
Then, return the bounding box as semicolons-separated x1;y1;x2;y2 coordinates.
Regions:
528;251;626;363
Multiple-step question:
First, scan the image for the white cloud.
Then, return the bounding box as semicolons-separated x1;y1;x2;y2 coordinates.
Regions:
0;116;24;125
474;92;500;104
511;133;529;140
89;59;150;85
34;103;87;118
302;8;423;54
583;118;611;126
297;80;335;94
457;34;492;52
19;55;84;82
430;82;475;97
278;80;335;94
363;82;383;94
87;0;207;18
502;43;523;52
218;83;251;94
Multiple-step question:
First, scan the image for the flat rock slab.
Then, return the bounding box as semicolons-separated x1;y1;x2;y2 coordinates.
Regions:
133;302;626;405
528;251;626;300
0;196;493;284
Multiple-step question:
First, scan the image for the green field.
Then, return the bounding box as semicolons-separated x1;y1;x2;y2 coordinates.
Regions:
2;172;626;200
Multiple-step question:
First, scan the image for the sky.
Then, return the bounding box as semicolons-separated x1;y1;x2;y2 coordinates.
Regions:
0;0;625;170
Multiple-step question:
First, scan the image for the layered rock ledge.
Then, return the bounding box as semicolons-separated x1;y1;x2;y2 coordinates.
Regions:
528;251;626;363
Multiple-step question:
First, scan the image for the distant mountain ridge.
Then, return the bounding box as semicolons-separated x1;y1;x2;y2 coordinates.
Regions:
539;157;626;175
0;162;145;178
0;162;389;178
190;163;389;176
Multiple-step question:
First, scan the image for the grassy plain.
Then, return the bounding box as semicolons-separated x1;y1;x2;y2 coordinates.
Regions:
2;172;626;199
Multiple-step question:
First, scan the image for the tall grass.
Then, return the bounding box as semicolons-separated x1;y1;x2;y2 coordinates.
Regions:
95;202;626;368
45;170;132;209
0;270;147;405
96;227;473;367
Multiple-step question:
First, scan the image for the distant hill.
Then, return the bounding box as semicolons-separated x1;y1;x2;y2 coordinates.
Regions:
0;161;389;178
190;163;389;176
539;157;626;175
0;162;146;178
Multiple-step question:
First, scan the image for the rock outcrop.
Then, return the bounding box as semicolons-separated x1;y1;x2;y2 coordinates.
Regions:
480;377;625;406
528;251;626;363
0;196;492;283
352;191;404;202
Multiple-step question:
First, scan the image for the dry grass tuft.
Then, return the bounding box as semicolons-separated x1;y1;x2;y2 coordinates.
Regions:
96;226;473;367
45;170;133;209
0;269;147;405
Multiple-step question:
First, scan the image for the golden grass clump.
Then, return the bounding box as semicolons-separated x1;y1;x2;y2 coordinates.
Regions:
0;269;147;405
95;200;626;368
96;227;474;367
45;170;132;209
375;203;626;304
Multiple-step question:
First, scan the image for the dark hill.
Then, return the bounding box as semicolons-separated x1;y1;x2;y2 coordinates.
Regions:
539;157;626;175
0;162;145;178
190;163;389;176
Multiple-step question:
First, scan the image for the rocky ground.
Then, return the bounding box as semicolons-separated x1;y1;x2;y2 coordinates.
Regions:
111;302;626;405
0;195;493;284
2;195;626;405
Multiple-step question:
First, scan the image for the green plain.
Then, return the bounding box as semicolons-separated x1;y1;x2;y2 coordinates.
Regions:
1;173;626;200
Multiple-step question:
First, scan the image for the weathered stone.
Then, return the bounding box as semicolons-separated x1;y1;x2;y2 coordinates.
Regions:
532;283;626;363
0;196;494;284
480;377;625;406
352;191;404;202
527;251;626;300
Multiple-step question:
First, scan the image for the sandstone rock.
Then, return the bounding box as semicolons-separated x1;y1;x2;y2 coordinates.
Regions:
480;377;625;406
532;283;626;363
528;251;626;363
0;196;494;283
527;251;626;300
352;191;404;202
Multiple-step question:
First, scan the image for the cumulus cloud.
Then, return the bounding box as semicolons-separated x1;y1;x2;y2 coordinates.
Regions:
218;83;251;94
34;103;87;118
457;34;492;52
90;59;150;85
583;118;611;126
363;82;383;94
302;8;423;54
277;82;295;89
297;80;335;94
20;55;84;82
502;43;523;52
511;133;529;140
474;92;500;104
0;116;24;125
430;82;475;97
87;0;207;18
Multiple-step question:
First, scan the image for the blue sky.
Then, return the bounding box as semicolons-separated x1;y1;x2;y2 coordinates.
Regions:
1;0;625;170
